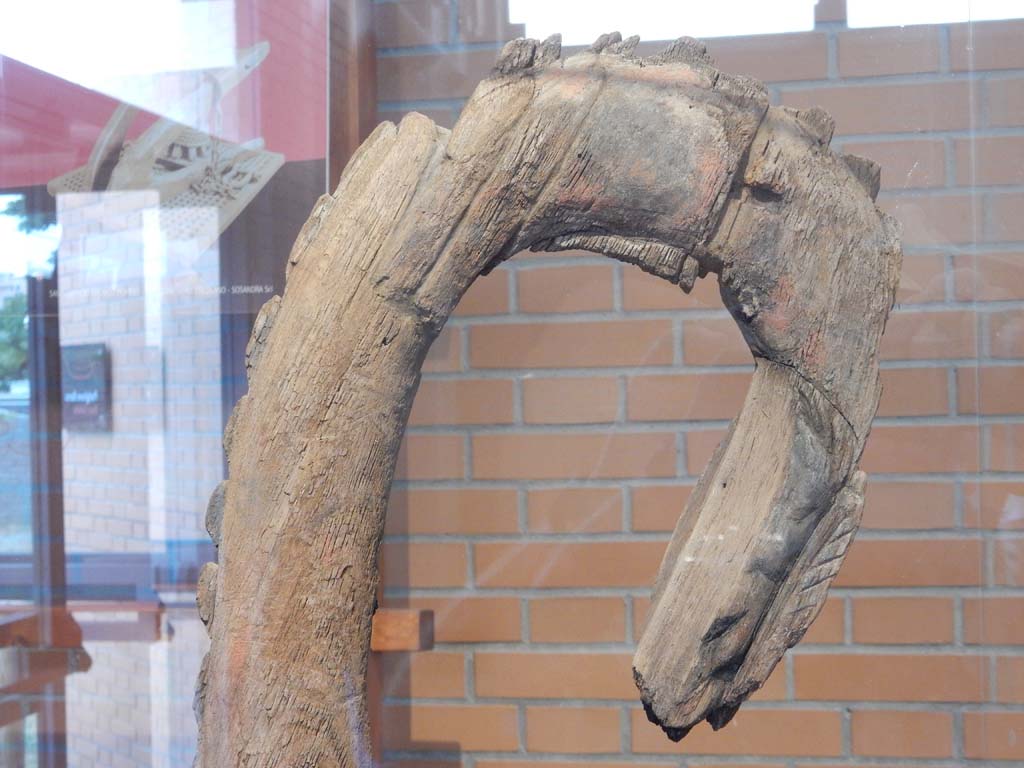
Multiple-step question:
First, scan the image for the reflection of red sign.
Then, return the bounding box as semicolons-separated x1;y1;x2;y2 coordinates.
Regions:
60;344;111;431
0;0;328;190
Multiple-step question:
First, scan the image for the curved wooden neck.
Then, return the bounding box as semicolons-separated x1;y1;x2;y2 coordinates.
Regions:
195;33;900;766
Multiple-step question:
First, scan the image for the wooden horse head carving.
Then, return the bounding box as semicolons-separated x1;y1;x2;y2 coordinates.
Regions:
194;32;901;766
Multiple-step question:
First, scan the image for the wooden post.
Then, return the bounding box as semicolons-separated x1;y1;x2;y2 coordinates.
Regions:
195;33;900;766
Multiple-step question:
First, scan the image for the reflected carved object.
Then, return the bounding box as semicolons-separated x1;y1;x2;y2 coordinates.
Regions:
48;43;283;250
193;32;901;766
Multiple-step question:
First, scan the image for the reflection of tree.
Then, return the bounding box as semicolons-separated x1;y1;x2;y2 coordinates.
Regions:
2;195;58;278
3;196;54;233
0;293;28;392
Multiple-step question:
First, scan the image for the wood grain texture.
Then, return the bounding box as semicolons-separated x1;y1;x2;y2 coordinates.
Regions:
194;31;901;766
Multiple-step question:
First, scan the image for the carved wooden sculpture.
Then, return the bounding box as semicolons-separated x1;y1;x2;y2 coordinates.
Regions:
194;32;901;766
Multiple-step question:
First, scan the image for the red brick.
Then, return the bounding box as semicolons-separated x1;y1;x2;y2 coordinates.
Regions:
390;597;521;643
964;711;1024;760
632;595;651;637
950;19;1024;71
877;367;948;417
878;193;983;248
839;26;941;77
851;709;953;757
472;432;676;480
989;194;1024;246
996;656;1024;702
852;597;954;644
781;81;979;135
628;371;751;421
706;32;828;83
381;542;467;588
795;654;988;701
383;760;458;768
525;706;621;753
954;253;1024;301
964;482;1024;529
379;652;465;699
991;424;1024;472
409;379;514;425
374;0;450;48
457;0;524;43
475;652;635;699
862;482;956;530
860;425;980;474
964;597;1024;644
631;708;842;756
988;78;1024;127
746;670;813;708
682;317;750;365
454;270;509;316
631;484;693;532
470;320;674;369
895;253;947;303
958;366;1024;415
475;541;665;588
386;488;519;535
396;434;465;480
994;538;1024;586
518;264;614;313
621;265;720;310
956;136;1024;186
527;487;622;533
523;377;619;424
529;597;626;643
381;704;519;751
842;140;945;191
684;429;726;475
990;310;1024;358
835;538;984;587
803;597;845;644
377;49;497;101
881;310;977;360
482;761;668;768
423;327;461;372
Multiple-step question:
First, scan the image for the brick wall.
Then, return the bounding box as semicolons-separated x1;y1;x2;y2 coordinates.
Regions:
64;608;206;768
373;2;1024;764
58;191;224;553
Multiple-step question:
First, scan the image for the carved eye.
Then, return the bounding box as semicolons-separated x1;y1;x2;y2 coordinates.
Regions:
747;183;784;204
702;610;748;643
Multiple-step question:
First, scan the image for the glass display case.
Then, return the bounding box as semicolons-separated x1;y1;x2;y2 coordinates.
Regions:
1;0;1022;765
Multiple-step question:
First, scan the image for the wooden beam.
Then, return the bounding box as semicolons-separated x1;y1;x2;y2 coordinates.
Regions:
0;602;164;646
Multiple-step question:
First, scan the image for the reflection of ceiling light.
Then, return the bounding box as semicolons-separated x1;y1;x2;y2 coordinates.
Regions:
0;0;236;127
508;0;815;45
849;0;1023;28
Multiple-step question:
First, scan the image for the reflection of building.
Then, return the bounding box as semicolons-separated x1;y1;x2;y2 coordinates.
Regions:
0;0;331;762
65;605;205;768
58;190;225;553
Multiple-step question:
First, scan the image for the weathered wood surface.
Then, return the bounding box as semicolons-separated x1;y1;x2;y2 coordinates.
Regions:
194;32;901;766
